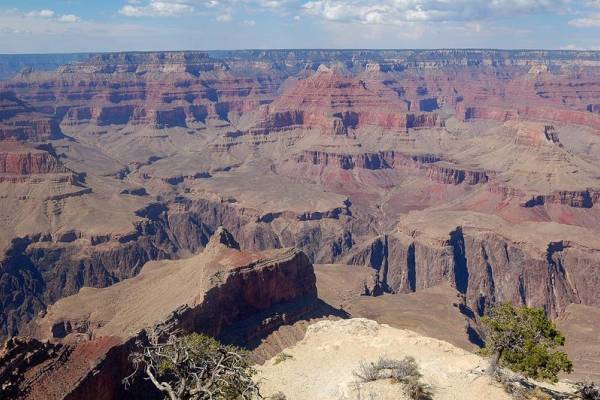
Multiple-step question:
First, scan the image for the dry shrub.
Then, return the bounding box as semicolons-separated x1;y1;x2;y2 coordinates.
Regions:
491;367;560;400
352;356;433;400
403;375;434;400
269;391;287;400
353;360;382;382
577;382;600;400
273;352;293;365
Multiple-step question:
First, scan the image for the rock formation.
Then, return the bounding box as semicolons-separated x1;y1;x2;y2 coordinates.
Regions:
2;228;318;399
1;49;600;390
257;318;514;400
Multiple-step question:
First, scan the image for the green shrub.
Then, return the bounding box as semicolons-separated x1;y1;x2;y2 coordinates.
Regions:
481;303;572;382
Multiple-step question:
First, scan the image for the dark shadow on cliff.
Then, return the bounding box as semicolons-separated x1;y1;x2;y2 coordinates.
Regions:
458;302;485;348
218;298;350;356
450;228;469;294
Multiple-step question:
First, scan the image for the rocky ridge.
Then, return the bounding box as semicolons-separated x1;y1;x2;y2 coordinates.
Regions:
1;228;319;400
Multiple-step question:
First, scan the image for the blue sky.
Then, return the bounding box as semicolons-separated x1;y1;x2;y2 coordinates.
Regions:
1;0;600;53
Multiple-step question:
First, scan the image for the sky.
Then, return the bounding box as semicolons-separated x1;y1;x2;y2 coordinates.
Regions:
1;0;600;53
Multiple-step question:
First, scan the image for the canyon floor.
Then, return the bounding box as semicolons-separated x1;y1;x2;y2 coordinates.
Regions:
1;49;600;398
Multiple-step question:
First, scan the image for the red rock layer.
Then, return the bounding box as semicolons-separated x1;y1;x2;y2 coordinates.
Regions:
425;164;489;185
292;150;440;170
0;115;61;142
488;183;600;208
0;148;68;175
248;70;440;135
2;53;282;130
0;142;74;185
457;103;600;131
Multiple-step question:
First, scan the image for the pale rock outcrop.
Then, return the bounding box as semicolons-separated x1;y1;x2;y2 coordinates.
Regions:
257;318;512;400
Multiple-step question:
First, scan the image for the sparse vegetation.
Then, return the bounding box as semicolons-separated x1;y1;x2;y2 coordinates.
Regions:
353;356;433;400
490;368;555;400
273;352;294;365
577;382;600;400
124;331;261;400
354;359;384;382
403;376;434;400
481;303;573;382
269;391;287;400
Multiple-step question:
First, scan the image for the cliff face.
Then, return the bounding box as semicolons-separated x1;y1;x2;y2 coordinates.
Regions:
3;228;318;400
245;69;440;136
0;142;76;186
0;115;61;142
292;150;441;171
0;147;68;175
458;103;600;131
348;213;600;319
488;184;600;208
426;164;489;185
0;194;354;341
1;53;281;133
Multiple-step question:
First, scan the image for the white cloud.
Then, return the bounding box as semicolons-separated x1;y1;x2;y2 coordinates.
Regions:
12;9;81;24
0;8;170;52
302;0;570;25
257;0;289;9
119;5;145;16
59;14;81;23
119;1;194;17
27;9;55;18
117;0;296;18
242;19;256;26
569;13;600;27
216;13;232;21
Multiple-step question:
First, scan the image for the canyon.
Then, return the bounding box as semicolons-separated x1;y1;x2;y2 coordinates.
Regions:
1;49;600;398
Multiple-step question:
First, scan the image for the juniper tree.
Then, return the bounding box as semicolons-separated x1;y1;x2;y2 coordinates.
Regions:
124;332;261;400
481;303;572;382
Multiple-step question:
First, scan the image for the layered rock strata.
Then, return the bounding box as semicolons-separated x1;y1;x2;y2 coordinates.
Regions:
4;228;317;400
347;211;600;318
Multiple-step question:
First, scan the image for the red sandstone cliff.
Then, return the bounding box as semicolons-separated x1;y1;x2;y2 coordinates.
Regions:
457;102;600;132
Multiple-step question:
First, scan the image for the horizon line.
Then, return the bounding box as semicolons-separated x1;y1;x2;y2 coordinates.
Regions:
1;47;600;56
